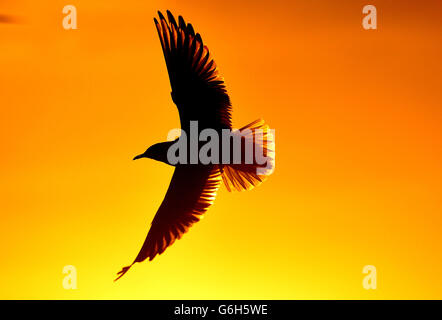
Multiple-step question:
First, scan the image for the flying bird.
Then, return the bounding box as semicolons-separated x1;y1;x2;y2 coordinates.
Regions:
115;10;275;281
0;14;16;23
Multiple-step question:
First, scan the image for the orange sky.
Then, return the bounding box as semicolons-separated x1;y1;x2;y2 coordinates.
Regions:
1;0;442;299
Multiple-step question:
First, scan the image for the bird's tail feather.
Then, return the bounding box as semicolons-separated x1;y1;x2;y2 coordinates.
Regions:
222;119;275;192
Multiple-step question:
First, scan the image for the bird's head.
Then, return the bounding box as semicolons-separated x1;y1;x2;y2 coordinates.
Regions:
133;141;173;164
133;145;157;161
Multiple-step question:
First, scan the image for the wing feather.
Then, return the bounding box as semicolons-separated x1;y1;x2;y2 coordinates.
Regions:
154;10;232;129
115;166;222;280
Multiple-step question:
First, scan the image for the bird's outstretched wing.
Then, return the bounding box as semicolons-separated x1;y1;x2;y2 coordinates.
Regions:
115;165;222;280
154;10;232;129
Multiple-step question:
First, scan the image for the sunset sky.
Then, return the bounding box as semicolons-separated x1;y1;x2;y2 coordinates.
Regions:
1;0;442;299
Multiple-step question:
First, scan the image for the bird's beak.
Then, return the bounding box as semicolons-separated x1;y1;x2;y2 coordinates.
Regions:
133;153;144;160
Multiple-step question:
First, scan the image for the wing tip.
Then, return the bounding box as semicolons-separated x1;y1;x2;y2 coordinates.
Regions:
166;10;178;28
187;23;195;36
114;264;134;282
178;15;186;29
158;10;166;21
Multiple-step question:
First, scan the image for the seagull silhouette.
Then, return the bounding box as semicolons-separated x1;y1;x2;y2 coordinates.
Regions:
115;10;274;281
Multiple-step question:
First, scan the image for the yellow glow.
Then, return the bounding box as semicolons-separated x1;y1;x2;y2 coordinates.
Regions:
1;0;442;299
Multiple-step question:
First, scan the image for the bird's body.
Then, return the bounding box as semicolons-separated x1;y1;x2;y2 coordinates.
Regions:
116;10;274;280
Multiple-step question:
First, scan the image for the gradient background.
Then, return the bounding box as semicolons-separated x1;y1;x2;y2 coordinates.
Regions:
1;0;441;299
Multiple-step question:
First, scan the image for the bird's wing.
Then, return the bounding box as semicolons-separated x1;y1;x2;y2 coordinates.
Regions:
154;10;232;129
116;165;222;280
